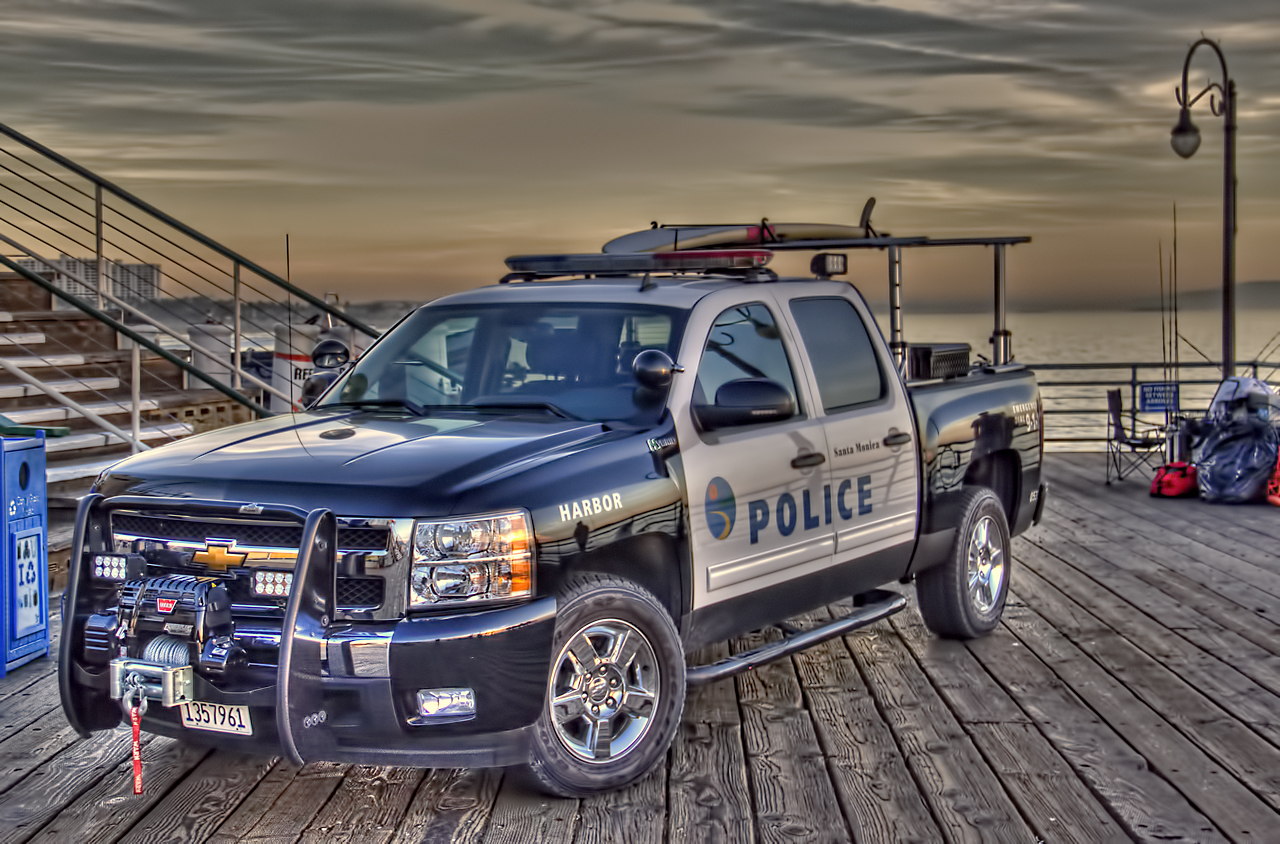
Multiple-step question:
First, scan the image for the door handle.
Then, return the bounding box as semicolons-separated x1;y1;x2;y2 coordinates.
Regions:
883;431;912;447
791;452;826;469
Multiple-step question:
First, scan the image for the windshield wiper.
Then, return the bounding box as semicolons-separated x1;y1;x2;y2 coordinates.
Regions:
317;398;427;416
466;397;579;420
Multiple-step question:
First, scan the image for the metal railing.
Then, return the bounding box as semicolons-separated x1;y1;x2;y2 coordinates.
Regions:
1029;359;1268;450
0;121;378;414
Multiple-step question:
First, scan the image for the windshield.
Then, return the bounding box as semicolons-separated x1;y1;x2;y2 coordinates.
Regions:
318;300;688;423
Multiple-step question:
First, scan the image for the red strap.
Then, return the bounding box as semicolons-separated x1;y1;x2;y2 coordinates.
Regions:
131;705;143;795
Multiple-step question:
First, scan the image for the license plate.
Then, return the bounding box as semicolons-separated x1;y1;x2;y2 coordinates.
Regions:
179;701;253;735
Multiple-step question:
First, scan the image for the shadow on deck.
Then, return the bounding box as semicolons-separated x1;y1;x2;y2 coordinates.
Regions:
2;454;1278;842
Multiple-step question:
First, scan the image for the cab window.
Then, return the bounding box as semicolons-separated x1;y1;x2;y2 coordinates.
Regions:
694;303;800;414
789;297;885;413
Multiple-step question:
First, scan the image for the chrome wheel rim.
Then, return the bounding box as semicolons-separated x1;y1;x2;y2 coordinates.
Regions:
966;515;1005;615
547;618;659;763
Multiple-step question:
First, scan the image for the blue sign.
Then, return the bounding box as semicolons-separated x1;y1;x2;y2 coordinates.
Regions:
705;477;736;540
1139;382;1179;413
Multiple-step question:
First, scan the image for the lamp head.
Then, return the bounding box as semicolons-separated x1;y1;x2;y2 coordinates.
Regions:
1170;108;1201;158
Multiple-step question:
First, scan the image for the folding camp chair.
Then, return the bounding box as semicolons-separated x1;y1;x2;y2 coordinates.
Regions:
1106;388;1167;484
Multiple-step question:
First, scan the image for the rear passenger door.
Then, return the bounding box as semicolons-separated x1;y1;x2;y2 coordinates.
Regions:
782;292;919;572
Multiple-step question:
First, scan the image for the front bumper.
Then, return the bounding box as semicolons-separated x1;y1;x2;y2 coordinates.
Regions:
137;596;557;768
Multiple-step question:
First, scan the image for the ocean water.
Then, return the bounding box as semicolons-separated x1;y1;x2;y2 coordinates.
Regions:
880;307;1280;451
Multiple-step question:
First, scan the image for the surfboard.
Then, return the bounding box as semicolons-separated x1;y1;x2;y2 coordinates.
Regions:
602;223;872;254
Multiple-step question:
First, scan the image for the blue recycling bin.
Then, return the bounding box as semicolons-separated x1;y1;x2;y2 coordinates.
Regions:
1;434;49;676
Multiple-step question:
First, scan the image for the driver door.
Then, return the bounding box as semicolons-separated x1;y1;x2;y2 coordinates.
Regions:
672;291;833;615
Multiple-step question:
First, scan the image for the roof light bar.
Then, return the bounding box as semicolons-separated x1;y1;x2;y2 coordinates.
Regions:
504;249;773;277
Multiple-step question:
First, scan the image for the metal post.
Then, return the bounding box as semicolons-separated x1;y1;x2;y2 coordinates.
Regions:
131;342;142;454
233;261;243;390
1222;78;1236;378
887;245;906;370
991;243;1011;365
94;185;105;311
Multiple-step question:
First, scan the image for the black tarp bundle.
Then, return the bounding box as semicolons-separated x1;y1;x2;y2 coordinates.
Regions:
1197;414;1280;503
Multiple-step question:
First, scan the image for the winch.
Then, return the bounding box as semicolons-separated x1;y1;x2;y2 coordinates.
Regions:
85;573;247;708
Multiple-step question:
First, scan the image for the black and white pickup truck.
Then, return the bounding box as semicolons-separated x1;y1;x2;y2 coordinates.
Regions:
60;222;1045;797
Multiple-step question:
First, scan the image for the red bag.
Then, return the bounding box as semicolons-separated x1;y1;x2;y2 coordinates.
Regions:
1151;462;1199;497
1267;457;1280;507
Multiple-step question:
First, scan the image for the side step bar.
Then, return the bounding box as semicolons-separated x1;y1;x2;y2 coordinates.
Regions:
686;589;907;686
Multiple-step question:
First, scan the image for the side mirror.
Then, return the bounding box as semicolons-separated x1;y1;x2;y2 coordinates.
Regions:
633;349;677;390
311;338;350;371
695;378;795;431
300;371;340;408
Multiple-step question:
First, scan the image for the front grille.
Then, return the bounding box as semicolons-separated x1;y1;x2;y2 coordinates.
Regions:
337;578;384;608
113;514;389;551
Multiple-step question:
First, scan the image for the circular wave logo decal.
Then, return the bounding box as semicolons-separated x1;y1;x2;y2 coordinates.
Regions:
705;477;736;540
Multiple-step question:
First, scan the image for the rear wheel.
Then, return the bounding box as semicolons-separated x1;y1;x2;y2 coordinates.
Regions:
917;487;1010;639
523;573;685;797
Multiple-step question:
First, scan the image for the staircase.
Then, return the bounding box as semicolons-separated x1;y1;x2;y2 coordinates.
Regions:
0;272;249;500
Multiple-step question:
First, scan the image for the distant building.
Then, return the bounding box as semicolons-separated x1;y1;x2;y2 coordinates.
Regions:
15;254;161;304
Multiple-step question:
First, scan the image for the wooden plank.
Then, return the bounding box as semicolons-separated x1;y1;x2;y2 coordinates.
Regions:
733;626;851;844
889;608;1029;725
0;675;61;746
481;774;577;844
966;722;1127;844
0;706;80;796
0;729;138;844
1053;454;1280;544
1028;517;1280;678
1042;490;1280;625
1048;462;1280;600
1001;591;1276;842
299;765;424;844
117;751;275;844
24;737;211;844
846;625;1034;843
967;617;1227;843
888;607;1123;844
1019;535;1280;744
207;761;303;844
388;768;502;844
668;642;753;844
233;761;349;844
575;766;666;844
1014;562;1280;809
789;611;940;844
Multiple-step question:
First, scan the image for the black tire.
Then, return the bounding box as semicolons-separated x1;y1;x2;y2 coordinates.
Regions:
522;573;685;797
916;487;1011;639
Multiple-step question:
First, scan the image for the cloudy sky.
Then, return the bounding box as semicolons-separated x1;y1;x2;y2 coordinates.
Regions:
1;0;1277;307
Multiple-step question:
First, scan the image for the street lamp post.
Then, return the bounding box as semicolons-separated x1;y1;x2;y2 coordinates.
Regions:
1171;38;1236;377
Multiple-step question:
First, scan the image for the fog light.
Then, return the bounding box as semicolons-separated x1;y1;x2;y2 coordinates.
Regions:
415;687;475;721
253;570;293;597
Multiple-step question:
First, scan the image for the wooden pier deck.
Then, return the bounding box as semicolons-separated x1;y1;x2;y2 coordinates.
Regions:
3;453;1279;843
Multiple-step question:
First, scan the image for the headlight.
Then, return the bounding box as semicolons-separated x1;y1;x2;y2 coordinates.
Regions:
409;510;532;608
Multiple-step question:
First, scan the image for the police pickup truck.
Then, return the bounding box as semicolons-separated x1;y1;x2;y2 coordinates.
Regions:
60;221;1045;797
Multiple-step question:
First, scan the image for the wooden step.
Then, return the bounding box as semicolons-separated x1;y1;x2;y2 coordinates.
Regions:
4;399;161;424
0;353;87;368
0;376;120;399
44;421;193;454
0;332;45;346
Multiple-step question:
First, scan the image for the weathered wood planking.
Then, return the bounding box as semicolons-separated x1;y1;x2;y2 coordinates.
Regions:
667;643;754;844
1;454;1278;842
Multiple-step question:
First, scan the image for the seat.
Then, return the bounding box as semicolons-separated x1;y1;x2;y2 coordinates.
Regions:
1106;388;1167;484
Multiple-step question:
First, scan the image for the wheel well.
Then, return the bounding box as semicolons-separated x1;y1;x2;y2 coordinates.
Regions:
561;533;684;624
963;449;1021;523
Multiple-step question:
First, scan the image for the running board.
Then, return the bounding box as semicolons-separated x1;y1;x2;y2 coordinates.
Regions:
686;589;907;686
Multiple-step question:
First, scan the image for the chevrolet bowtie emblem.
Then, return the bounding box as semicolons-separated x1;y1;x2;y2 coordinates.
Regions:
192;541;248;572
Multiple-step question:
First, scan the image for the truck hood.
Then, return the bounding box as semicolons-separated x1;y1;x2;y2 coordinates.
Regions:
98;409;613;515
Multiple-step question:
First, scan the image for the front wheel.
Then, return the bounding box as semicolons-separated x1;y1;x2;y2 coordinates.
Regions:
523;573;685;797
917;487;1011;639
